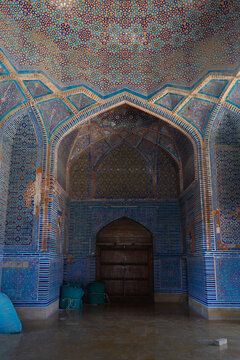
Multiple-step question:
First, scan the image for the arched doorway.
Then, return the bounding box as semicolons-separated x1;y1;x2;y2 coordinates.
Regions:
96;217;153;302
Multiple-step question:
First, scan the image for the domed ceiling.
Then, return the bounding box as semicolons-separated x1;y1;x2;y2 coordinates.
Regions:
0;0;239;96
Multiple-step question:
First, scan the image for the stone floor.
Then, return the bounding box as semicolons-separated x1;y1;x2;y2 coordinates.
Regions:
1;303;240;360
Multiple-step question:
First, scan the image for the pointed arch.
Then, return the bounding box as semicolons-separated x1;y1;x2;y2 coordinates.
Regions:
49;94;210;253
0;105;45;249
205;104;240;250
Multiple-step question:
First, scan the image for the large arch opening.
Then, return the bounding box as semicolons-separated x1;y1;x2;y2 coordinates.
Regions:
96;217;153;302
56;104;202;306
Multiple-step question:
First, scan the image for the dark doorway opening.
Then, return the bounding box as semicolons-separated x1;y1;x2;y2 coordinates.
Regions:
96;217;153;302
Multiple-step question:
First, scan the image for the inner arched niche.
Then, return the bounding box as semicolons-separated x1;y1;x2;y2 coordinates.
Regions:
0;109;42;306
4;119;38;246
0;111;41;249
213;108;240;246
57;105;197;301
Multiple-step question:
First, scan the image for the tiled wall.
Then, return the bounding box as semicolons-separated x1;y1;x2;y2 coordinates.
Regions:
215;256;240;304
0;108;57;308
1;253;63;307
179;181;205;253
4;118;37;247
0;99;240;312
0;248;2;289
214;108;240;246
1;256;39;302
198;106;240;309
188;256;206;304
64;200;187;295
187;253;240;308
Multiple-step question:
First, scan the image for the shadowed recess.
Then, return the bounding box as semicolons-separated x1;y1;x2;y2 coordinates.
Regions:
62;105;194;199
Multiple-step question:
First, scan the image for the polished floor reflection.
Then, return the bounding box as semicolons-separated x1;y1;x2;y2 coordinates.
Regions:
1;303;240;360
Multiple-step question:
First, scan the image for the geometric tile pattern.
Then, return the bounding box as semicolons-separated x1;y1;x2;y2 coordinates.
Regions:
1;74;240;314
90;125;104;143
188;257;206;302
69;149;91;199
0;80;27;120
23;80;52;99
0;1;239;94
4;117;37;246
92;105;156;130
92;139;110;168
108;134;122;146
155;93;184;111
0;253;63;307
215;109;240;147
64;105;195;200
95;143;153;199
37;98;73;137
167;126;195;190
156;148;179;199
215;110;240;244
67;93;96;111
69;139;180;200
216;258;240;301
225;80;240;109
138;138;156;167
82;106;184;163
57;128;79;190
178;97;215;135
67;200;184;295
159;134;177;159
49;259;63;300
199;79;228;98
71;133;90;159
0;61;9;75
180;180;204;253
160;258;182;289
64;259;90;288
1;258;39;300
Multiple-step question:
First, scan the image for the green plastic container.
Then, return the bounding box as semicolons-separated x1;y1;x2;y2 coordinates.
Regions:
87;282;105;294
88;293;105;305
87;282;105;305
59;283;84;309
61;284;84;299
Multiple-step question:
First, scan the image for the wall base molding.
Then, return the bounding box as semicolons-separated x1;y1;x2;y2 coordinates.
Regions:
15;300;59;320
189;298;240;320
154;293;187;303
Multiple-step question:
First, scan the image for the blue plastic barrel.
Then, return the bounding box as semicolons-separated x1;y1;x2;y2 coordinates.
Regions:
0;293;22;334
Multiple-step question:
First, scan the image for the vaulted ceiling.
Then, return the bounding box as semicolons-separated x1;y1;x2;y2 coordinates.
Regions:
57;105;195;193
0;0;239;95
